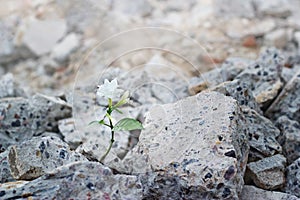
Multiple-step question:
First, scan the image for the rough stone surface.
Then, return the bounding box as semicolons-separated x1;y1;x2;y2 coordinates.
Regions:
214;0;255;18
123;92;249;199
242;106;282;161
0;73;25;98
246;154;286;190
0;94;71;151
264;29;289;48
254;0;292;17
236;48;284;106
189;57;252;94
286;158;300;198
22;19;67;55
266;69;300;122
51;33;81;63
0;161;143;199
276;116;300;164
8;136;87;180
241;185;299;200
213;79;262;113
0;149;14;183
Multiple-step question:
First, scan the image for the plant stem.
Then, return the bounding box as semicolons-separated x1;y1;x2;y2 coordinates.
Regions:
100;114;115;162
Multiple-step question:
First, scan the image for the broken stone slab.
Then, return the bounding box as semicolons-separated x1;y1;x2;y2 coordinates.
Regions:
281;66;299;84
275;116;300;164
286;158;300;198
21;18;67;56
245;154;286;190
189;57;252;94
236;48;284;106
51;33;81;63
241;185;299;200
0;149;15;183
241;106;282;161
0;94;71;151
266;69;300;122
0;73;26;99
123;91;249;199
8;136;87;180
0;161;143;199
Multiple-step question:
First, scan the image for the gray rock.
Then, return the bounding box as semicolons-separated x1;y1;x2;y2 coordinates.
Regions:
123;92;249;199
241;185;300;200
22;19;67;55
0;73;26;99
236;48;284;106
189;57;252;94
0;94;71;151
0;149;14;183
286;158;300;197
281;66;299;84
0;161;142;199
242;106;281;161
51;33;81;63
8;136;87;180
214;0;255;18
254;0;292;17
266;69;300;122
30;93;72;133
245;154;286;190
113;0;152;17
294;32;300;45
276;116;300;164
213;79;262;113
264;29;289;48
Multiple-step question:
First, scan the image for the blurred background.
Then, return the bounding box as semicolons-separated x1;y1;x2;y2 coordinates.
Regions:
0;0;300;96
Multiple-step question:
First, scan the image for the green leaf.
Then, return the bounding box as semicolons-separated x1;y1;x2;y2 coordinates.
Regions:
112;118;144;131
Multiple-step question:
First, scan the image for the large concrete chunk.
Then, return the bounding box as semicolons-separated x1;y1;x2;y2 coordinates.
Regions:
236;48;284;106
241;185;299;200
123;92;249;199
245;154;286;190
276;116;300;164
266;69;300;122
286;158;300;198
0;161;142;199
8;136;87;180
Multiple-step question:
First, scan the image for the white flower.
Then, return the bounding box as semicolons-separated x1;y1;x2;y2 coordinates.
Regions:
96;78;123;100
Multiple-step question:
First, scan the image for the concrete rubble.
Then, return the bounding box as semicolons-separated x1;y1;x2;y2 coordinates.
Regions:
0;0;300;199
245;154;286;190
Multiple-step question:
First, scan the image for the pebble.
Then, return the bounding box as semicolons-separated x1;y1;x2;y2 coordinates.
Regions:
241;185;299;200
246;154;286;190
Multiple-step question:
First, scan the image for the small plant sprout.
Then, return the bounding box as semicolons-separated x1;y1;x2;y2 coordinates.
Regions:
90;78;144;162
